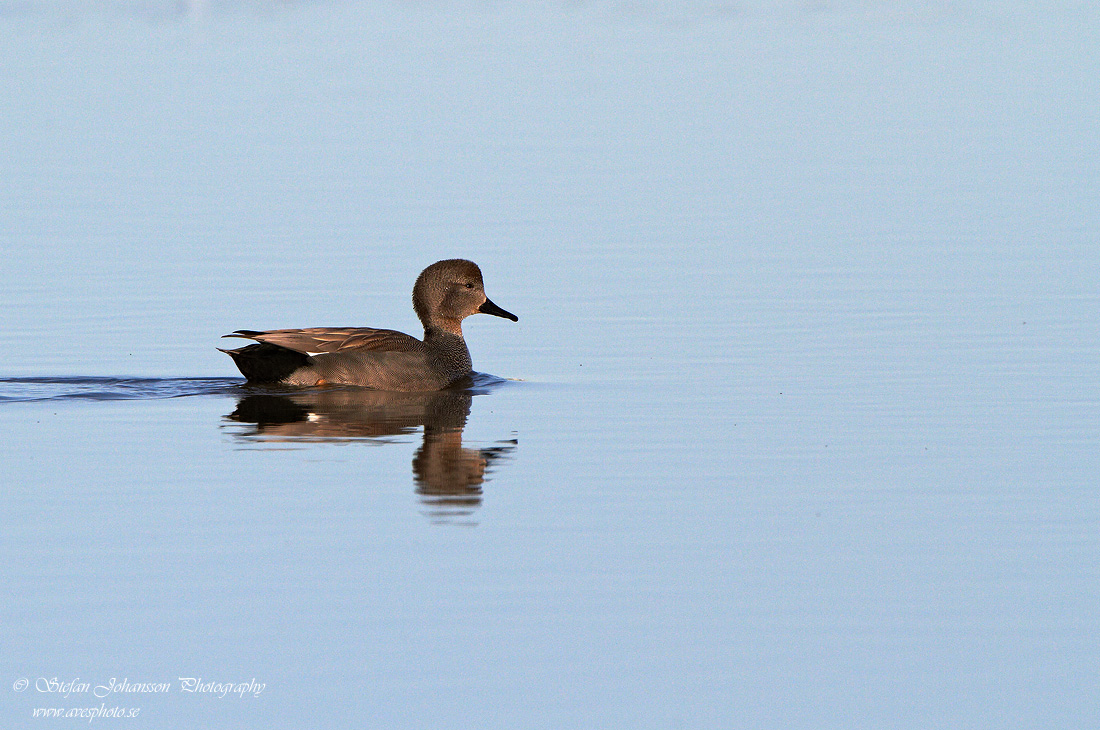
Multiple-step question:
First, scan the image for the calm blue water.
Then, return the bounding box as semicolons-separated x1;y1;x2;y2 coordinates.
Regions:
2;2;1099;728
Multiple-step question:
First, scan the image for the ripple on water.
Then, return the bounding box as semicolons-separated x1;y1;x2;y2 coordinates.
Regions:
0;377;245;402
0;372;511;403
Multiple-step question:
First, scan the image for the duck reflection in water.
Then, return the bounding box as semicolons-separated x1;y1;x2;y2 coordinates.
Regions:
225;383;515;524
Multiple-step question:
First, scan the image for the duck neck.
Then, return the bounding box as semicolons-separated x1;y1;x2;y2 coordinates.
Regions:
423;316;463;337
423;325;473;372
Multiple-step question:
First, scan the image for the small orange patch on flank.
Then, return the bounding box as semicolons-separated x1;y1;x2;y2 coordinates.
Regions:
316;378;328;386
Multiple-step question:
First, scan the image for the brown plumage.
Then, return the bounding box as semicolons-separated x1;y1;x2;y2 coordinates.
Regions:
219;259;517;391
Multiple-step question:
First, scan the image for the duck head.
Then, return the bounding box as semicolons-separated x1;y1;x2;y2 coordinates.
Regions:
413;259;518;335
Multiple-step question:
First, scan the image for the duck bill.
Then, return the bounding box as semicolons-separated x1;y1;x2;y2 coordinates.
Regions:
479;297;518;322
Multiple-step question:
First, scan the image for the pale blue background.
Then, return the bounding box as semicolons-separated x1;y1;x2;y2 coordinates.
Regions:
2;2;1098;728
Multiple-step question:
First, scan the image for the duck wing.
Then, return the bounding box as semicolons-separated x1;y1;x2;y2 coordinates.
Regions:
225;327;423;355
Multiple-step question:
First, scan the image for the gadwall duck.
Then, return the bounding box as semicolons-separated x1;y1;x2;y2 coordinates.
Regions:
219;259;517;391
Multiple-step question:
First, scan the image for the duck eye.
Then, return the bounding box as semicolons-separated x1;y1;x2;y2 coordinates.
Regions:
465;282;474;289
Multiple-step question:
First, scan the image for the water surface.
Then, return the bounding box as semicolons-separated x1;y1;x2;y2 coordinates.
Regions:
2;2;1098;729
